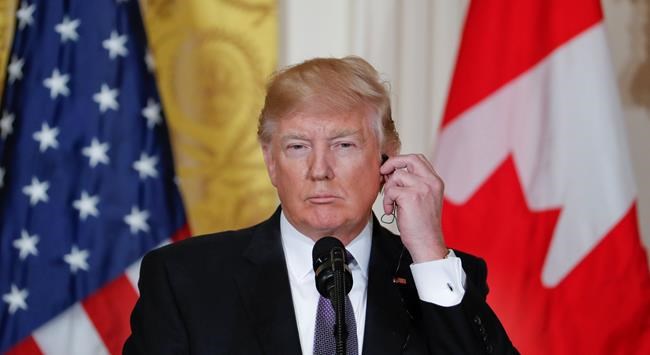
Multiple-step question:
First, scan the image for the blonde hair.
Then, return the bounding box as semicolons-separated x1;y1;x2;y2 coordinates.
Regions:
257;56;400;155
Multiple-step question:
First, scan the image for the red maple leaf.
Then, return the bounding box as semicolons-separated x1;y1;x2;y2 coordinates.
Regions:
442;157;650;354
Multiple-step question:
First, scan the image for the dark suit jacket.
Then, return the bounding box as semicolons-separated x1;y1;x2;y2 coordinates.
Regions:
123;208;517;354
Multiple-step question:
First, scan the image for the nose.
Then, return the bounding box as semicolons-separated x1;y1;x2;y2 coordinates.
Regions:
308;146;334;181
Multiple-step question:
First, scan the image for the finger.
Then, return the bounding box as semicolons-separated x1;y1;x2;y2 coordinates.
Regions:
418;156;445;186
383;171;445;211
382;185;412;214
415;153;436;172
383;194;395;214
395;155;444;192
383;169;428;191
380;154;435;177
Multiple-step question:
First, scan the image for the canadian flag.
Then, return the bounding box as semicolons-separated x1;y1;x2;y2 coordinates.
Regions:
435;0;650;354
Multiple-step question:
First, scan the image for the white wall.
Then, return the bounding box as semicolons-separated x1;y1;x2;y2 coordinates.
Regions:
279;0;650;256
280;0;467;155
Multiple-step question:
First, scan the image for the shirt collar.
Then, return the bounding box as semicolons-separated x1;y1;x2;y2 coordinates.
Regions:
280;211;372;281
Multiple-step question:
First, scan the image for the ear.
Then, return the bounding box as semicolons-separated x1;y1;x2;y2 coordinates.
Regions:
379;155;386;188
381;153;388;165
262;143;278;187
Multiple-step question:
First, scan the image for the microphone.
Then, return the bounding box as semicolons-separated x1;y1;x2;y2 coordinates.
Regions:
312;237;353;299
313;237;353;355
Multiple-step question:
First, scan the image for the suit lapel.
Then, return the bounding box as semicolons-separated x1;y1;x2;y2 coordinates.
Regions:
231;210;414;354
362;217;413;354
233;209;302;354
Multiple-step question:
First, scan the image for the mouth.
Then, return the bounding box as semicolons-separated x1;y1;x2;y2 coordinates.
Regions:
306;195;341;204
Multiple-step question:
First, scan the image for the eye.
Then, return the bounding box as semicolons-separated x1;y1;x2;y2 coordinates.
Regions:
335;142;356;149
287;144;306;150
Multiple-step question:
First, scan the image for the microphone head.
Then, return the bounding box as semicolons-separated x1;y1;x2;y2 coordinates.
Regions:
312;236;353;299
312;236;344;270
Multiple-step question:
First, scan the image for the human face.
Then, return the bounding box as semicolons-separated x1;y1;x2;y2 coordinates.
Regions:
262;109;383;244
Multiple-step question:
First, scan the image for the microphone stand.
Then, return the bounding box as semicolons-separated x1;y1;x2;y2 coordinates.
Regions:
329;248;347;355
313;237;353;355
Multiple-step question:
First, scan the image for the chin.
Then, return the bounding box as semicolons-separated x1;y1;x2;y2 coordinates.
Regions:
303;208;348;233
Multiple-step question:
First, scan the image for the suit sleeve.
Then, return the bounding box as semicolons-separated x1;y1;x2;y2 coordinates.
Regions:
123;249;189;355
418;255;519;354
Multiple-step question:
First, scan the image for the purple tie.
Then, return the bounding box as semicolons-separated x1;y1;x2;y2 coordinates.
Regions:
313;254;358;355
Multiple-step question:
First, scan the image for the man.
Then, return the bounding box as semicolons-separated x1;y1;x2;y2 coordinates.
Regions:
124;56;517;354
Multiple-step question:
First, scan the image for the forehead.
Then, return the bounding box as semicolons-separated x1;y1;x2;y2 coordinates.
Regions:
275;109;376;139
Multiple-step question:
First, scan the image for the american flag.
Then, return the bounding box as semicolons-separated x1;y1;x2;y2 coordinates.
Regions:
0;0;189;354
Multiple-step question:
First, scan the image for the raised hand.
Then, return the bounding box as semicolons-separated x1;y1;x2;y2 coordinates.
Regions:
381;154;448;262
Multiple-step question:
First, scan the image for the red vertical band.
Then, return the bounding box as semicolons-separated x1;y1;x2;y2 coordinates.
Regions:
172;224;191;242
82;275;139;355
441;0;602;127
5;336;43;355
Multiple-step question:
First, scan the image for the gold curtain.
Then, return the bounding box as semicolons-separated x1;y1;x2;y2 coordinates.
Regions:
141;0;278;235
0;0;16;99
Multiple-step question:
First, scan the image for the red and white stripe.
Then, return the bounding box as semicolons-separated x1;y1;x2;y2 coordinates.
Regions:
7;227;189;355
8;268;138;355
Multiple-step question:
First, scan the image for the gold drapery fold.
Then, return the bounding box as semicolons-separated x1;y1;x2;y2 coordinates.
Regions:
141;0;278;234
0;0;16;100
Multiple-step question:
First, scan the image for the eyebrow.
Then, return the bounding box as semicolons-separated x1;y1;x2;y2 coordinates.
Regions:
280;133;309;142
329;129;362;140
280;129;363;142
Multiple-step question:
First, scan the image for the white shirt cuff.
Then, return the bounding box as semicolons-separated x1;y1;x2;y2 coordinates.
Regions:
409;249;467;307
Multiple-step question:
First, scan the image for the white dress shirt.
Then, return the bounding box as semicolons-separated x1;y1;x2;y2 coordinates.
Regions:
279;212;466;355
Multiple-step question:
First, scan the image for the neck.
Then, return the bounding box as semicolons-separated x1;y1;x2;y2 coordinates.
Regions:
284;214;371;246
